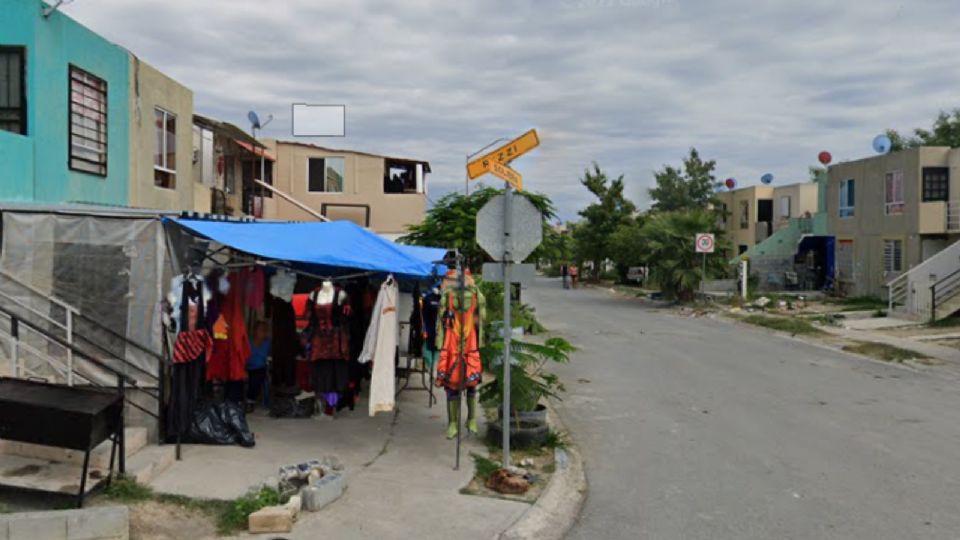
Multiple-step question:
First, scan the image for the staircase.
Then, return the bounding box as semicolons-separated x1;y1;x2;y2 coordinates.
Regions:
0;271;174;491
887;238;960;321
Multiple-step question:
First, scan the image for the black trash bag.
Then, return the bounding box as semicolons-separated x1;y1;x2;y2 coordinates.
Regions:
269;395;315;418
182;401;256;447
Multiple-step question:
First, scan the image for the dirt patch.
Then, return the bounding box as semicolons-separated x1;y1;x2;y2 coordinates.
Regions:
461;448;555;504
3;464;43;477
842;341;932;363
127;500;218;540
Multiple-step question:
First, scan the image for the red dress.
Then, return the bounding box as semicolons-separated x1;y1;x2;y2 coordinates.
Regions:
207;273;251;381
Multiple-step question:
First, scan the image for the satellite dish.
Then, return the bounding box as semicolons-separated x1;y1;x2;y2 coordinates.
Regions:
247;110;261;130
818;151;832;165
873;134;892;154
761;173;774;185
725;178;737;190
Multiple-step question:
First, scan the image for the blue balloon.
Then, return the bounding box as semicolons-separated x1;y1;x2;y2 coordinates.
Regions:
760;173;774;185
873;134;892;154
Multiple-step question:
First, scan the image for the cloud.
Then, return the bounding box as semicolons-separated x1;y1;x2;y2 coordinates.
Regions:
63;0;960;221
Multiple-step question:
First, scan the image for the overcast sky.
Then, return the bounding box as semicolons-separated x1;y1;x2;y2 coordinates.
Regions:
65;0;960;221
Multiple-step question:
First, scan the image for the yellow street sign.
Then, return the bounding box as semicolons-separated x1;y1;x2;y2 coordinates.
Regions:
487;161;523;190
467;129;540;180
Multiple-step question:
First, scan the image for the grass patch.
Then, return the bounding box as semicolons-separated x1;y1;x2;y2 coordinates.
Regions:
842;341;932;363
741;315;825;336
929;316;960;328
104;476;275;535
824;295;887;311
542;430;570;450
471;453;501;482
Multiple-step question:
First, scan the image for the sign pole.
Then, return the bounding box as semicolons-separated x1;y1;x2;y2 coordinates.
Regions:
701;252;707;294
502;183;513;469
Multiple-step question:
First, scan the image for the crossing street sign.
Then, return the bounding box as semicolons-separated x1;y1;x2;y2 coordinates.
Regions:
695;233;715;253
467;129;540;180
484;161;523;191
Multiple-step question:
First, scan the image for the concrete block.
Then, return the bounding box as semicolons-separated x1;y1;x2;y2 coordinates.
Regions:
248;506;294;534
125;445;175;485
301;472;344;512
284;495;301;521
66;506;129;540
7;513;67;540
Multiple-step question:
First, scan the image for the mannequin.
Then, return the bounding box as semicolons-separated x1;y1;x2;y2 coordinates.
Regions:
435;269;485;439
307;280;351;414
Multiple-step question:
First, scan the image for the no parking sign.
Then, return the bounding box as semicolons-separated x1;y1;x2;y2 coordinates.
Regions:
695;233;715;254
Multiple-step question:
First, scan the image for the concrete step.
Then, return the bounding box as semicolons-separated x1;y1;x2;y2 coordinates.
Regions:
0;454;109;496
126;444;176;486
0;427;148;470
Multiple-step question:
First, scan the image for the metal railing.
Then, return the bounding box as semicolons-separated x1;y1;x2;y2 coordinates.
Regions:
0;272;163;426
930;267;960;321
948;201;960;232
887;272;909;312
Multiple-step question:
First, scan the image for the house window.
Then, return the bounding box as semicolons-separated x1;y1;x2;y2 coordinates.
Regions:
883;239;903;273
922;167;949;202
154;108;176;189
884;170;904;215
739;200;749;229
780;196;791;219
224;158;235;193
384;160;419;193
0;46;26;135
839;178;855;218
241;158;273;197
68;65;107;176
307;157;344;193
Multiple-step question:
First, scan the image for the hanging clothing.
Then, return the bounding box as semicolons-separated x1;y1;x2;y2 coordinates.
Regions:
173;330;213;364
271;297;300;391
270;269;297;302
420;286;441;368
360;276;399;416
307;287;352;395
408;282;424;355
243;267;266;310
207;272;251;382
435;284;485;391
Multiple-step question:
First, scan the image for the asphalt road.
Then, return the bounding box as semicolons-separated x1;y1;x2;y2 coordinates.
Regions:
525;279;960;540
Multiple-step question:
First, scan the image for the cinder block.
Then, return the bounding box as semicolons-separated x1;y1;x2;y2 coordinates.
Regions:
301;473;344;512
66;506;129;540
248;506;294;534
7;513;67;540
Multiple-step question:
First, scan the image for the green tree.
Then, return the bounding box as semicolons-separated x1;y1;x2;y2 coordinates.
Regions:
571;163;637;279
639;210;728;300
607;216;646;281
887;109;960;150
400;186;556;271
648;148;719;212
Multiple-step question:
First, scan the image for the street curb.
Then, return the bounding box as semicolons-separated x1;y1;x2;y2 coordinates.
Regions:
494;405;587;540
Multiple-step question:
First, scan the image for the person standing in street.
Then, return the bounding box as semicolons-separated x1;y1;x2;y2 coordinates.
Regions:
569;264;579;289
561;263;569;289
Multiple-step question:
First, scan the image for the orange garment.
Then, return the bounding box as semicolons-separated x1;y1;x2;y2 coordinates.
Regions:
435;290;482;390
207;272;251;382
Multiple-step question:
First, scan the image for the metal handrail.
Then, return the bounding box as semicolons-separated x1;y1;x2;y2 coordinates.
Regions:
0;305;158;420
929;266;960;320
886;272;910;311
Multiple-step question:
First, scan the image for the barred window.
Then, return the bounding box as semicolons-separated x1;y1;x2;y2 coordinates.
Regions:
69;66;107;176
883;239;903;273
0;46;26;135
922;167;949;202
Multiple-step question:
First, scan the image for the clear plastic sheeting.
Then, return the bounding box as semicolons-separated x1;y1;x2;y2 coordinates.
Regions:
0;211;167;387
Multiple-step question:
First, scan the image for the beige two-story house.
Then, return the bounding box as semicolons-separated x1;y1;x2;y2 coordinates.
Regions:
716;182;819;256
261;140;430;237
827;147;960;298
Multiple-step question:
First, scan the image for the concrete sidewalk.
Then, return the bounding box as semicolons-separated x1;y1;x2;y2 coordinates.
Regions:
819;324;960;369
150;390;528;539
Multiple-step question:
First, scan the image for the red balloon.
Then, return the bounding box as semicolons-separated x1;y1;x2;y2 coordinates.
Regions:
724;178;736;189
818;151;832;165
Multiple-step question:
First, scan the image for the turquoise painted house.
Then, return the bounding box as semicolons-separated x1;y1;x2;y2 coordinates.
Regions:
0;0;130;205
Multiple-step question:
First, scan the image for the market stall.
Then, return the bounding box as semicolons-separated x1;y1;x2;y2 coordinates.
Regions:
160;217;446;453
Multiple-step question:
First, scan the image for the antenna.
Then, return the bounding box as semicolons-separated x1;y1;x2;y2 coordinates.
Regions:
247;111;261;130
43;0;75;18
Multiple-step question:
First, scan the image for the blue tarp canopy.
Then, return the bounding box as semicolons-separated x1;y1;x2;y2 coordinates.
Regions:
393;244;449;274
165;218;440;278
